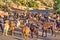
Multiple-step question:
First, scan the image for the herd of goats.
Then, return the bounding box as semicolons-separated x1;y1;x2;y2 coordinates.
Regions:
0;10;60;40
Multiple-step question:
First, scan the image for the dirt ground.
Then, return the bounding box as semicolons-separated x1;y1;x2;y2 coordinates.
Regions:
0;27;60;40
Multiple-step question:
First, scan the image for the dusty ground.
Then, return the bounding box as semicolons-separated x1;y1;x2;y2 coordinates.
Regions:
0;27;60;40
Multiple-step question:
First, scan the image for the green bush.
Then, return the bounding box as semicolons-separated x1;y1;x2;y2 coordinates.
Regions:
53;0;60;12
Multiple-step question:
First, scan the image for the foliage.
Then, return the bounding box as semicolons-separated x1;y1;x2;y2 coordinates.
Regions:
40;0;53;8
27;0;39;9
0;0;57;11
14;0;39;9
53;0;60;12
0;1;4;6
0;0;12;11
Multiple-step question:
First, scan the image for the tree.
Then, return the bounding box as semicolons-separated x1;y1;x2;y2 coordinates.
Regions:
40;0;53;10
27;0;39;9
53;0;60;12
0;0;13;11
